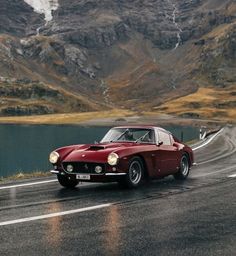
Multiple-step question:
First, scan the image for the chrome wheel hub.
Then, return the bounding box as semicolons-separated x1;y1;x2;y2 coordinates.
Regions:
129;161;142;184
181;156;189;176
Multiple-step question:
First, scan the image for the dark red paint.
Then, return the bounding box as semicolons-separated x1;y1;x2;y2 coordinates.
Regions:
50;126;194;184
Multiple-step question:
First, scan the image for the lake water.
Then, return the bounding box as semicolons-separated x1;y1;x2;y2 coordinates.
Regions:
0;124;199;177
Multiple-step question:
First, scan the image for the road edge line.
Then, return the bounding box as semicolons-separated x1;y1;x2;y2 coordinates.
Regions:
0;203;111;226
192;128;224;151
0;179;57;190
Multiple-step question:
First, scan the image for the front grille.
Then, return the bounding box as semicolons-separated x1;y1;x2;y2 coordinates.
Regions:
62;162;106;174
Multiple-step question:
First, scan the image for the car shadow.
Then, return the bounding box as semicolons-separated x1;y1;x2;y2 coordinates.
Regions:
55;175;198;205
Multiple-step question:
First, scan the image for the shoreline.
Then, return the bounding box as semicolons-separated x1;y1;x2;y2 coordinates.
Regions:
0;111;226;129
0;171;53;185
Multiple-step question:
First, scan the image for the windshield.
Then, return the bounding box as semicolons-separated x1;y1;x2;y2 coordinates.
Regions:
101;128;155;143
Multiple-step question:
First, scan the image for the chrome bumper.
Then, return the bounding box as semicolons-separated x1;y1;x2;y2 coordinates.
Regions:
50;170;60;174
50;170;126;176
105;173;126;176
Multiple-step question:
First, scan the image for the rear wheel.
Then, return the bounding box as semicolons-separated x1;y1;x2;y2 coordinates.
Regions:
119;157;144;188
174;154;190;180
57;175;79;188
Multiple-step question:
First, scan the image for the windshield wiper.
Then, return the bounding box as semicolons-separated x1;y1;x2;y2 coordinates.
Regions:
135;131;150;143
110;129;129;142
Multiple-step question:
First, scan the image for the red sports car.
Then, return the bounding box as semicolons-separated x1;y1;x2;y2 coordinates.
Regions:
49;126;195;188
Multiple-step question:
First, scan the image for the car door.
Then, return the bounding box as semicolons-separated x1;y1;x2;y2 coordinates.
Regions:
154;129;180;176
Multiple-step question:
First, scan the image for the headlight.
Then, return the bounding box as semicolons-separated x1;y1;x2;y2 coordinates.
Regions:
107;153;119;166
49;151;59;164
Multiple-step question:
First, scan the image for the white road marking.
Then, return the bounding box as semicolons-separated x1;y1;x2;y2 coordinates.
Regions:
192;128;224;151
0;203;111;227
228;173;236;178
0;179;57;190
193;166;236;178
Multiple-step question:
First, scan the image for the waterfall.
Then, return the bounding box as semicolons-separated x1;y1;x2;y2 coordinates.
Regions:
24;0;59;35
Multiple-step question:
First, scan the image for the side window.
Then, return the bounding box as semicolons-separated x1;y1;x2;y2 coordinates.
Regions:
159;131;172;145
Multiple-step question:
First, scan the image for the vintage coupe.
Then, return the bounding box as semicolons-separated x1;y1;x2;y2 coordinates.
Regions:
49;126;195;188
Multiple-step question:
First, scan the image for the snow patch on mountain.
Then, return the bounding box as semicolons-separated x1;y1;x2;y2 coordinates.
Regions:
24;0;59;22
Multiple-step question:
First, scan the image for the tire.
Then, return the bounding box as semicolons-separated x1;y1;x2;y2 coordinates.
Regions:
119;157;144;188
57;175;79;188
174;154;190;180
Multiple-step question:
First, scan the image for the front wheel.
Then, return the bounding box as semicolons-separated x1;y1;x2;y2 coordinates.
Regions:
57;175;79;188
119;157;144;188
174;154;190;180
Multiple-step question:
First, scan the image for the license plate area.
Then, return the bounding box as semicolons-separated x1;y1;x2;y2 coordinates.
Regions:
76;174;91;180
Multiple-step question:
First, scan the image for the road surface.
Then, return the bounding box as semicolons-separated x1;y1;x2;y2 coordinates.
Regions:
0;126;236;256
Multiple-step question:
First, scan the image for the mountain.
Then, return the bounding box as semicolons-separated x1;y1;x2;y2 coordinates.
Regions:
0;0;235;119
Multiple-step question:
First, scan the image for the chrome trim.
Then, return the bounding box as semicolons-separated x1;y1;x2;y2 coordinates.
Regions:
50;170;126;176
50;170;60;174
193;162;197;166
76;173;102;176
74;173;127;176
105;173;127;176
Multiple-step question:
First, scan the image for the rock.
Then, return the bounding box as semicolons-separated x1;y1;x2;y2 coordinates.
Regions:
1;105;55;116
0;0;44;36
200;23;236;86
179;112;200;119
214;101;236;109
194;39;205;46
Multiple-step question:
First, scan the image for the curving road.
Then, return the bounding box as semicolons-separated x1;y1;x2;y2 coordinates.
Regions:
0;126;236;256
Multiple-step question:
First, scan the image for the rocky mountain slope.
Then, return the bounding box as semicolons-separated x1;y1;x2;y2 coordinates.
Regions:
0;0;235;119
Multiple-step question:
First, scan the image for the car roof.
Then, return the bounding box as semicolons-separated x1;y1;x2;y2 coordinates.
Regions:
114;125;155;129
113;125;172;134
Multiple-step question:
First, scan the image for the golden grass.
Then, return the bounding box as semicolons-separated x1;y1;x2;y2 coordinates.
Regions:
0;78;101;111
204;23;235;40
0;109;134;125
107;61;159;89
153;86;236;121
0;171;51;182
226;3;236;16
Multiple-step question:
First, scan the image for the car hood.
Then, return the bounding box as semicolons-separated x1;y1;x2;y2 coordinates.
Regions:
61;142;132;163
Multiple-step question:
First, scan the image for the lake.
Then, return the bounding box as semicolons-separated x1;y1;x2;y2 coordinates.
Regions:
0;124;199;177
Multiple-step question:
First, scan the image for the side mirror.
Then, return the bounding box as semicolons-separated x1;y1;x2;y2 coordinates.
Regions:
157;141;163;146
173;142;179;149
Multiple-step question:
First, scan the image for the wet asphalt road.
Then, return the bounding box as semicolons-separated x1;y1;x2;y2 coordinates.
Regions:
0;126;236;256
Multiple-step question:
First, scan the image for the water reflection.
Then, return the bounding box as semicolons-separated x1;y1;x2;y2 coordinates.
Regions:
10;187;16;206
45;202;63;248
0;125;109;177
104;205;121;255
